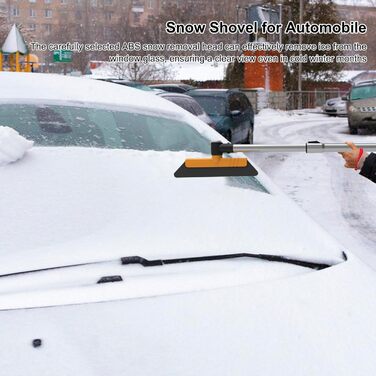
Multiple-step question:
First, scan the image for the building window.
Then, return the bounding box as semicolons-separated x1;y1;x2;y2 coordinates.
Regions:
104;0;113;5
75;10;82;19
29;23;37;31
61;0;68;4
44;0;52;3
44;9;52;18
104;27;112;39
90;0;97;6
44;24;52;34
133;12;141;24
105;12;113;21
148;0;153;9
29;8;36;17
11;7;20;17
29;0;37;3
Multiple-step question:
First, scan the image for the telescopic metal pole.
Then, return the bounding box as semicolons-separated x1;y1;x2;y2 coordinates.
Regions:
230;142;376;153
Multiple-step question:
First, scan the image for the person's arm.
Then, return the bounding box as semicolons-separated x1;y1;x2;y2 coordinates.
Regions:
339;142;376;183
360;153;376;183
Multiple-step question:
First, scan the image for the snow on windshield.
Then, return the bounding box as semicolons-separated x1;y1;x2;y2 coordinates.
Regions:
0;126;33;166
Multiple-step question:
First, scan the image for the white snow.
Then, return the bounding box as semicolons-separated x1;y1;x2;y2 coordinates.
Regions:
0;147;344;278
0;72;221;142
1;24;28;54
334;0;374;6
0;253;376;375
0;126;33;166
173;62;227;81
90;61;228;82
1;76;376;375
253;109;376;269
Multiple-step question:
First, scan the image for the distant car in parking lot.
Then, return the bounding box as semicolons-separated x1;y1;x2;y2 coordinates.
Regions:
157;92;215;128
149;83;195;93
96;78;161;92
188;89;254;143
346;80;376;134
322;97;347;117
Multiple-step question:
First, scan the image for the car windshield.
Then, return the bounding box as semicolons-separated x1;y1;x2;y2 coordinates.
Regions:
192;96;227;116
0;101;268;194
0;102;211;152
350;84;376;100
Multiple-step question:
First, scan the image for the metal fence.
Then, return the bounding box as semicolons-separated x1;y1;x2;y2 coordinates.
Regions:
243;90;349;112
286;90;347;111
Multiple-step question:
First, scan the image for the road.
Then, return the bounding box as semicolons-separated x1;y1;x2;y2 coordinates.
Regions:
253;110;376;270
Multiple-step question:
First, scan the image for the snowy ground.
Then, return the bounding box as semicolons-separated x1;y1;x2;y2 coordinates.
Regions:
253;109;376;270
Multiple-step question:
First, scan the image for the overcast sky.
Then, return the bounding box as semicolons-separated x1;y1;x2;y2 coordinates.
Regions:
334;0;375;7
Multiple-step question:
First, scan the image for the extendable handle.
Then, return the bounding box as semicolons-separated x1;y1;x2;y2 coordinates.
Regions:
222;141;376;154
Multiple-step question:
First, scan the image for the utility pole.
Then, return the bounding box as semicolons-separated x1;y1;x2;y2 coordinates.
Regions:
278;2;283;45
298;0;303;109
236;4;240;44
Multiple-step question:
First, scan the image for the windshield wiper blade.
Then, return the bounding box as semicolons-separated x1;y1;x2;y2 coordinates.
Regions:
0;252;332;279
121;253;330;270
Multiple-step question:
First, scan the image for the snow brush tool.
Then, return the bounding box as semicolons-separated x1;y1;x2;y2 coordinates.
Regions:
174;141;376;178
174;142;258;178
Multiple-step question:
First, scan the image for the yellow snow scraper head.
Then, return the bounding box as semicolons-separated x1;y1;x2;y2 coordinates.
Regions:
174;142;258;178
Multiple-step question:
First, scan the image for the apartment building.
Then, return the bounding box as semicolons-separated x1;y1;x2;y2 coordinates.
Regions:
1;0;162;42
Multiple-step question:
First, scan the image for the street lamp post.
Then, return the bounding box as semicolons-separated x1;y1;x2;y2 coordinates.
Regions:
298;0;304;109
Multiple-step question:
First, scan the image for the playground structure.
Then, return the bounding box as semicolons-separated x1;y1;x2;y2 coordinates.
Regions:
0;24;38;72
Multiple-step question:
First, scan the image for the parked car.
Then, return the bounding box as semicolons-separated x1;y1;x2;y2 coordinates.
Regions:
149;83;195;93
188;89;254;143
1;72;376;375
157;92;215;128
346;80;376;134
322;96;347;116
95;78;162;92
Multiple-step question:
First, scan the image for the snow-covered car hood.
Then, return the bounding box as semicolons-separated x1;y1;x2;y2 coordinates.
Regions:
0;146;344;275
1;254;376;375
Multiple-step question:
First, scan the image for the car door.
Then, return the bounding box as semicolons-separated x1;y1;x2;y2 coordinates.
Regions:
240;93;254;134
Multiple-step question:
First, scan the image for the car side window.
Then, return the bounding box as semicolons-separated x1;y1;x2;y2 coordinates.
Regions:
229;94;242;112
168;97;195;115
239;94;252;112
189;100;204;115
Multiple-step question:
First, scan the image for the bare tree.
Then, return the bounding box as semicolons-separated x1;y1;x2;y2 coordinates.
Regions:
0;9;8;43
108;61;176;81
336;0;376;70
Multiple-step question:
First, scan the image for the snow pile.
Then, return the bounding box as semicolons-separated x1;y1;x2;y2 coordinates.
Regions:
0;126;33;166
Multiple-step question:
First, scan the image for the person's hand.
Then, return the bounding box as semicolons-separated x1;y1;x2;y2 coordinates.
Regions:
339;142;362;169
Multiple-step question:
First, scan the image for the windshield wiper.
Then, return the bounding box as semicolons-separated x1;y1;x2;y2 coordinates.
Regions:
0;252;333;279
121;254;330;270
